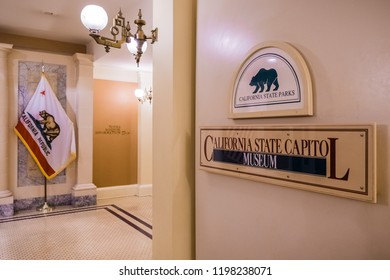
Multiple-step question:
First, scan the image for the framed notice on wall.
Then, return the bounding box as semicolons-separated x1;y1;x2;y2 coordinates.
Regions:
200;124;377;203
230;41;313;119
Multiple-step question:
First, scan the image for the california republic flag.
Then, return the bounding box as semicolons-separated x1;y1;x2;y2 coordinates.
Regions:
14;74;76;179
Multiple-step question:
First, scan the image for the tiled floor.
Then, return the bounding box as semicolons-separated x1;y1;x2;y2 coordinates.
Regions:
0;196;152;260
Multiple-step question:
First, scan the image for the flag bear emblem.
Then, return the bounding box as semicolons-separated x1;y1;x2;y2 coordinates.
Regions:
39;110;60;143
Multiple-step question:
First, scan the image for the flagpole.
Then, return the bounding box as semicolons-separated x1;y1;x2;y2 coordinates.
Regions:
37;176;54;213
38;67;54;213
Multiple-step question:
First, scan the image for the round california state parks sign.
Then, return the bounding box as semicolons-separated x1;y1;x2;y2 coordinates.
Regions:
230;41;313;119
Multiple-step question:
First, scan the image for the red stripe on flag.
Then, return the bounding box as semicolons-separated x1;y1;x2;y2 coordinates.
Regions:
15;121;56;177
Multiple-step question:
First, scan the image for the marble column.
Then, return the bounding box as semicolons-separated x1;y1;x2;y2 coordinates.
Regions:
71;53;97;207
0;43;14;216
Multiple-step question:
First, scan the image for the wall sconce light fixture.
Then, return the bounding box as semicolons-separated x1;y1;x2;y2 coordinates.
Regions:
135;87;153;104
80;5;158;67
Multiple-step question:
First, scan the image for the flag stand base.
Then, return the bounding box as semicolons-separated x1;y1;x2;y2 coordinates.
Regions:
37;202;54;213
36;176;54;213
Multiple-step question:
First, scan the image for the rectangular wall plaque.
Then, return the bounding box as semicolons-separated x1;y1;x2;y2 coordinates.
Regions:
200;125;377;202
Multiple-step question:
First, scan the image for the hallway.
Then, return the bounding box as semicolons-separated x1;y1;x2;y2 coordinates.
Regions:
0;196;152;260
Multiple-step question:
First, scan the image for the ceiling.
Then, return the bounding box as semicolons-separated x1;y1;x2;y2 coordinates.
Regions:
0;0;154;72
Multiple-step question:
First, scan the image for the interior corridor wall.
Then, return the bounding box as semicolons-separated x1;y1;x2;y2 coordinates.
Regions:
195;0;390;259
93;79;138;187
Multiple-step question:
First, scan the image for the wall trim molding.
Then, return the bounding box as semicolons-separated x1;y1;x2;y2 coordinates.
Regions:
0;32;86;55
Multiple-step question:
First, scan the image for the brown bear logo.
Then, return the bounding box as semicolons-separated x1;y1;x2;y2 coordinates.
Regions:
39;110;60;143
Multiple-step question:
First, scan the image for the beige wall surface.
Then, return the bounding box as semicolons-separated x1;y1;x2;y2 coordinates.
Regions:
152;0;196;259
93;79;138;187
196;0;390;259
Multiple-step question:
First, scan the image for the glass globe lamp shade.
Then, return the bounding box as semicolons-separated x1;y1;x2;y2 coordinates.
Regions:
127;38;148;54
134;89;145;98
80;5;108;33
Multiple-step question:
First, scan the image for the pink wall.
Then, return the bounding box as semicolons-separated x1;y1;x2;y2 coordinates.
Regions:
196;0;390;259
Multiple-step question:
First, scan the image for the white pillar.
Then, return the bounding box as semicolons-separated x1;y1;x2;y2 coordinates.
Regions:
152;0;196;259
71;53;97;206
0;43;14;216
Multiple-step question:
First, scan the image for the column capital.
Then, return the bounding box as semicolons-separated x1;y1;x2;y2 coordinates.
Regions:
72;53;93;66
0;43;13;54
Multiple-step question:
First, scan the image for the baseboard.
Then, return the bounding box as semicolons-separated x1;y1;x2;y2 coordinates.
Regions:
97;184;152;200
97;184;138;200
137;184;153;197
